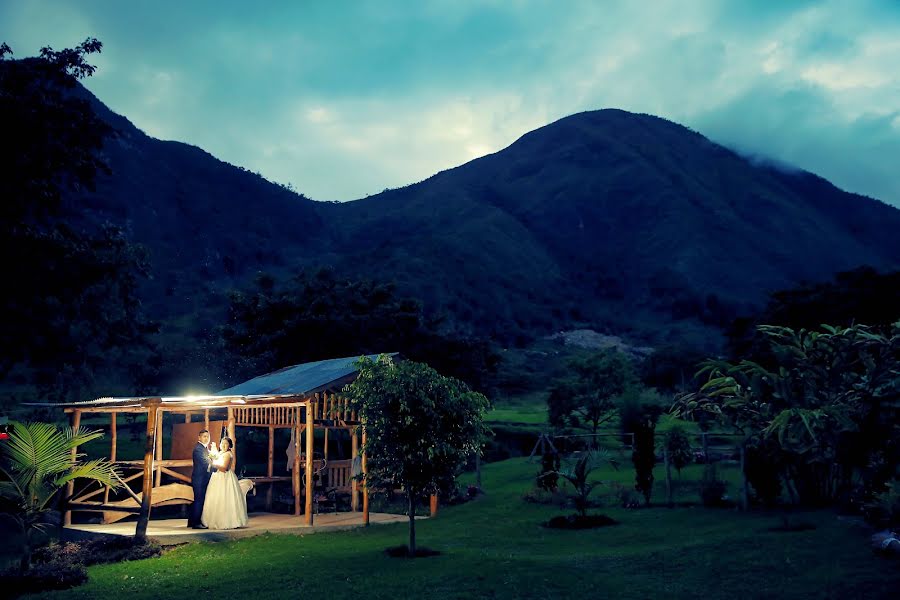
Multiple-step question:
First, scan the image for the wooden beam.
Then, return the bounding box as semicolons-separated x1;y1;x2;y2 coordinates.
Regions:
154;410;164;487
305;400;314;525
351;427;359;512
267;424;274;511
362;427;369;526
68;502;141;514
135;398;161;542
185;412;191;423
430;494;439;517
292;409;301;517
227;406;236;471
64;409;82;526
113;459;191;467
204;409;209;431
104;413;117;506
159;466;191;484
113;470;143;504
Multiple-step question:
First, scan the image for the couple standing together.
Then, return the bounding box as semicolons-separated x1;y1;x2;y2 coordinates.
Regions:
189;429;249;530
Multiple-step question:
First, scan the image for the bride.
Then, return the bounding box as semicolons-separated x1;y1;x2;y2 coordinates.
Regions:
201;437;249;529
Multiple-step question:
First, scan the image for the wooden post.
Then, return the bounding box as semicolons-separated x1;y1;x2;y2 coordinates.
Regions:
104;413;117;506
292;423;300;517
136;398;161;542
154;410;164;487
324;427;329;463
429;494;438;517
351;427;359;512
185;412;191;423
227;407;236;471
362;427;369;526
304;401;314;525
64;410;82;526
664;446;673;507
266;424;274;511
204;409;209;432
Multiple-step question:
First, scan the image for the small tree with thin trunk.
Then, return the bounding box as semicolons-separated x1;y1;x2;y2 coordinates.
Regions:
344;355;490;557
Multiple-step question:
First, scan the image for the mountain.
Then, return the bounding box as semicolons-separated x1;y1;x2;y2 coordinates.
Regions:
74;92;900;349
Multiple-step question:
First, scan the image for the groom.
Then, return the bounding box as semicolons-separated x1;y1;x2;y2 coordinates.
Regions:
189;429;213;529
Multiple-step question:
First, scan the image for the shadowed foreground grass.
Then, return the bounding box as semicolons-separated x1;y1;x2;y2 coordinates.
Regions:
34;458;899;599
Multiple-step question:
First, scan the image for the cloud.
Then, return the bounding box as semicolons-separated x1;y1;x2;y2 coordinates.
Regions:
0;0;898;205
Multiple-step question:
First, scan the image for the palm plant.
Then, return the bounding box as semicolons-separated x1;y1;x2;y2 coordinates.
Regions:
0;421;119;570
557;450;618;517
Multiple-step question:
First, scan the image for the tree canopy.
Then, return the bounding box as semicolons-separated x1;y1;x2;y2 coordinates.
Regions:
0;39;155;402
220;268;498;391
343;355;490;556
674;322;900;505
547;350;638;435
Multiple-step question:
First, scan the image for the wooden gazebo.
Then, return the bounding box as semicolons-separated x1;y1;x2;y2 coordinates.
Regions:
48;354;394;538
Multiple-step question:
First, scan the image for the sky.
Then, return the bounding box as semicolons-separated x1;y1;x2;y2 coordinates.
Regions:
3;1;899;206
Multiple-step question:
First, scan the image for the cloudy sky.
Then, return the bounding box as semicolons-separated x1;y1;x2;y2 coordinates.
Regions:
3;1;899;206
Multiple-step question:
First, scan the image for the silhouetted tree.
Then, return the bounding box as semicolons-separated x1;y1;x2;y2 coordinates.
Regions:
547;351;638;436
0;39;155;401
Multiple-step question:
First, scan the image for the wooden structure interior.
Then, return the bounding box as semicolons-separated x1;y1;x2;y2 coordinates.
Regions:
61;392;371;535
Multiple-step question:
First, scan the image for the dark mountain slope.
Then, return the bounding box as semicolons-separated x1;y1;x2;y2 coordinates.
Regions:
70;92;900;348
325;110;900;342
74;86;330;322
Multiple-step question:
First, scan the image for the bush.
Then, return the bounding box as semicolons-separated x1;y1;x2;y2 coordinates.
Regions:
544;514;619;529
700;464;728;507
866;480;900;529
1;559;87;597
536;450;560;491
522;487;570;507
32;537;162;567
663;426;693;476
744;438;782;507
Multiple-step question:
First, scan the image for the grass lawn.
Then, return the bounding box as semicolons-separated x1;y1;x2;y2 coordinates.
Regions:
33;458;899;600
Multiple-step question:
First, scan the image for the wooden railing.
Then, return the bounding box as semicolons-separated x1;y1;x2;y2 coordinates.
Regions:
232;395;359;426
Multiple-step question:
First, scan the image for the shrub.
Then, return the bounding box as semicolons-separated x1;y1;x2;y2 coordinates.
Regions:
700;464;728;507
744;438;782;507
663;426;693;476
866;480;900;529
31;537;162;568
522;488;569;507
536;450;560;491
544;514;619;529
1;559;87;597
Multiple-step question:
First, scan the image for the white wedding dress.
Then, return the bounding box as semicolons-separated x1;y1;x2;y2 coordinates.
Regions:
201;451;249;529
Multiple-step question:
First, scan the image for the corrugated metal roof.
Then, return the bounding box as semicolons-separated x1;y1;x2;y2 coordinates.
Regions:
24;394;309;410
216;353;397;396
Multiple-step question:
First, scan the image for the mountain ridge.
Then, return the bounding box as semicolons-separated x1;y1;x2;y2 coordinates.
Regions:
69;90;900;349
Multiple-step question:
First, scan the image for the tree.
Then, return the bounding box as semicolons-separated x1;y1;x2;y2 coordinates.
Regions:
343;356;490;557
548;351;638;437
556;450;617;517
673;323;900;506
0;39;155;400
621;388;665;505
221;268;498;390
0;421;119;570
663;425;693;476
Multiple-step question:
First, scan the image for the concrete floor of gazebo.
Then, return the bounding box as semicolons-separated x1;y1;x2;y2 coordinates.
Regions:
63;512;416;545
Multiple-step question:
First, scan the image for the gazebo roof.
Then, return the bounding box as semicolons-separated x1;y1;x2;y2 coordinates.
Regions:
217;353;397;395
27;353;397;411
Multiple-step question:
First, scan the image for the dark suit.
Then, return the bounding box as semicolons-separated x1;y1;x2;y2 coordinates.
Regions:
189;442;212;527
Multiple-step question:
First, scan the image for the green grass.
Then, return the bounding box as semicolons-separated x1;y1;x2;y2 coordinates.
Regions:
32;457;900;600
